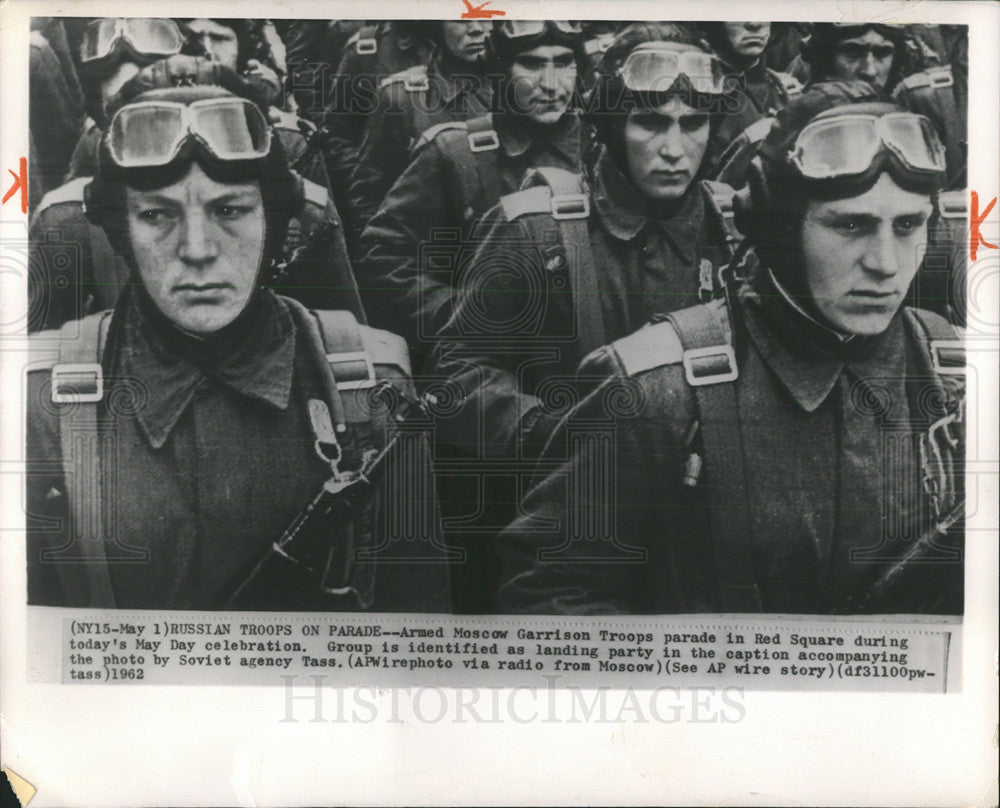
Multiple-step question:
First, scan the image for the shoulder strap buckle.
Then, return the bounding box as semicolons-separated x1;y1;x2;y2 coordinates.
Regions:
682;345;738;386
550;193;590;220
404;73;430;92
356;37;377;55
51;363;103;403
930;340;965;375
327;350;377;390
467;129;500;152
928;66;954;89
938;190;966;220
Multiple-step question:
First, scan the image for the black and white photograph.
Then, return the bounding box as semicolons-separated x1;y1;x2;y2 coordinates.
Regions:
21;14;970;615
1;1;996;805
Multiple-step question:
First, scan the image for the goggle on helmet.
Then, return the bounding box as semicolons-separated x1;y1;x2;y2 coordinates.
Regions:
618;42;731;96
788;109;946;189
106;94;271;170
80;18;184;67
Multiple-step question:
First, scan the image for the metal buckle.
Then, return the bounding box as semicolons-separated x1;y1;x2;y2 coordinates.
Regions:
938;190;966;220
929;67;953;89
682;345;738;387
51;363;103;403
403;74;430;92
327;351;377;390
467;129;500;152
930;340;965;375
550;193;590;219
356;37;377;55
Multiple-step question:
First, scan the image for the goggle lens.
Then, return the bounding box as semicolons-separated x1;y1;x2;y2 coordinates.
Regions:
81;18;183;63
501;20;582;38
791;113;945;179
619;46;728;95
108;99;271;168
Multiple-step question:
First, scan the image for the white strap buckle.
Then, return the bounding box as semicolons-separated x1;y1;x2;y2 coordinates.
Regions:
467;129;500;152
550;193;590;219
682;345;738;386
51;363;103;403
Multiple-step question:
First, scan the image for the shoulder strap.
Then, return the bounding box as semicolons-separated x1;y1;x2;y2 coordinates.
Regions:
462;114;504;213
32;176;90;217
410;120;467;154
429;113;502;226
352;25;378;55
902;307;965;379
379;64;429;91
665;301;762;613
509;166;607;360
898;65;954;93
53;311;116;608
609;319;685;377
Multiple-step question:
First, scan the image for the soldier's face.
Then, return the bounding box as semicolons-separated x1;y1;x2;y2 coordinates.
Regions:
832;30;895;90
508;45;577;124
187;19;240;72
126;162;266;335
723;22;771;63
623;97;710;202
441;21;489;64
800;172;932;336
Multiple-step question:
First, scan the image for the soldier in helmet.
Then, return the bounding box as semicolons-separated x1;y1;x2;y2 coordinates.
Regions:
428;26;746;612
349;20;494;238
700;22;802;117
433;26;747;463
799;22;964;189
357;20;589;613
26;80;450;612
317;20;434;237
797;23;967;319
799;23;909;93
697;21;803;187
30;45;360;332
66;17;188;180
358;20;589;365
497;82;964;616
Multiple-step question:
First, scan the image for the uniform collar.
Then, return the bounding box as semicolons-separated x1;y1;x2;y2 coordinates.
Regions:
741;268;906;412
496;109;581;165
121;289;296;449
593;148;704;261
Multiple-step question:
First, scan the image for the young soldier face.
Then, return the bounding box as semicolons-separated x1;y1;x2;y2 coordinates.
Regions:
623;97;710;202
832;29;895;90
723;22;771;63
508;44;577;125
186;19;240;72
800;172;932;336
441;21;489;64
126;162;266;335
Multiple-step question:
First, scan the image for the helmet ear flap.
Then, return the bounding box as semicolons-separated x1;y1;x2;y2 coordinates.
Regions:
733;156;772;245
82;178;104;227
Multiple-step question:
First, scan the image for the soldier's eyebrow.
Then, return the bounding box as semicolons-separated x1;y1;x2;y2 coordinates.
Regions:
206;189;261;205
814;209;881;226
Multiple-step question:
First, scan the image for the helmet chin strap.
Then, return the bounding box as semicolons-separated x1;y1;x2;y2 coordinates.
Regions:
767;267;857;343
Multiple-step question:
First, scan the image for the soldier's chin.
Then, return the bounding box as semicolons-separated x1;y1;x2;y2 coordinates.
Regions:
822;306;898;337
170;301;245;336
527;104;567;125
